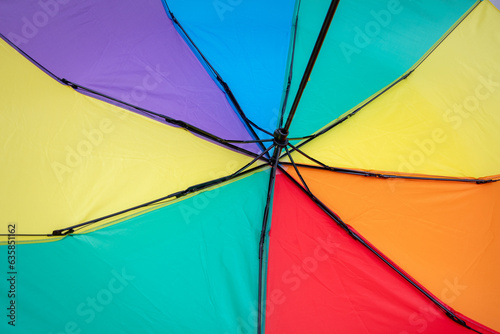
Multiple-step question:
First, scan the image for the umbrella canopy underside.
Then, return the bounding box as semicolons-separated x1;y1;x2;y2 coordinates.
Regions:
1;0;499;333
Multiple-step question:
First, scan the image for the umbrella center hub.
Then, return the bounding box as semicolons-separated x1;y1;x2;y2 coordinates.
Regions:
273;128;289;147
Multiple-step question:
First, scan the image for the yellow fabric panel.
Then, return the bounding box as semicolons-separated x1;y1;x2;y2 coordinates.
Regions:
294;1;500;178
0;39;256;242
288;166;500;331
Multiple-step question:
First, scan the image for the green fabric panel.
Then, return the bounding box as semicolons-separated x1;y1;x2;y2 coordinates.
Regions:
284;0;476;137
0;170;269;333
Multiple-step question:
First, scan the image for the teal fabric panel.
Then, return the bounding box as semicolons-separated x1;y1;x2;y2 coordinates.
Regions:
0;170;269;333
284;0;476;137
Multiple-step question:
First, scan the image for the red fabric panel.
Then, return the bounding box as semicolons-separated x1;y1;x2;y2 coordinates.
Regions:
264;172;476;334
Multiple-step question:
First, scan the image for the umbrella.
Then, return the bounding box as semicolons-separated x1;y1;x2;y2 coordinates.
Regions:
1;0;499;333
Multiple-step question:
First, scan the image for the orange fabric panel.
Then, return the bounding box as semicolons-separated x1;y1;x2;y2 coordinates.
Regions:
287;166;500;331
265;173;484;334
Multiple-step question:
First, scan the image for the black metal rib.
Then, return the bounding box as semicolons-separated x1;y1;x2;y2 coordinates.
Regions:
285;143;499;184
294;0;481;150
279;166;484;334
3;32;267;159
279;0;301;129
61;78;264;159
2;33;267;159
47;164;268;236
281;161;499;184
284;144;311;192
284;142;330;167
283;0;340;132
230;145;274;177
225;135;313;144
293;70;414;151
162;0;273;154
257;144;282;334
0;33;63;84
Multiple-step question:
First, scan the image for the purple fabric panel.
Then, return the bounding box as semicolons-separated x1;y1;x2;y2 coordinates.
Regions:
0;0;258;153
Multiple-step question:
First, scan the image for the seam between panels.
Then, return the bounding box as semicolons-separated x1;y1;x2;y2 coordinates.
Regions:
161;0;272;157
278;0;301;130
278;166;487;334
293;0;483;152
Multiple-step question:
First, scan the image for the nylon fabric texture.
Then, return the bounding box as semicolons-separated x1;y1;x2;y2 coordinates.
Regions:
0;1;499;333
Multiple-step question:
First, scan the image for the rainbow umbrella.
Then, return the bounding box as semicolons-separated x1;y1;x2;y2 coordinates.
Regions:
1;0;499;333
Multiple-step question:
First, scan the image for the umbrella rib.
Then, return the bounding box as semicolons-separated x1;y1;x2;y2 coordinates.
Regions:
278;166;484;334
294;0;482;150
295;70;414;150
162;1;273;156
284;144;311;193
283;0;341;133
285;143;499;184
0;33;269;159
284;142;330;167
257;144;281;334
42;164;268;237
229;144;275;178
60;78;268;158
0;33;64;83
279;0;301;129
224;135;313;144
282;162;500;184
282;161;500;184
